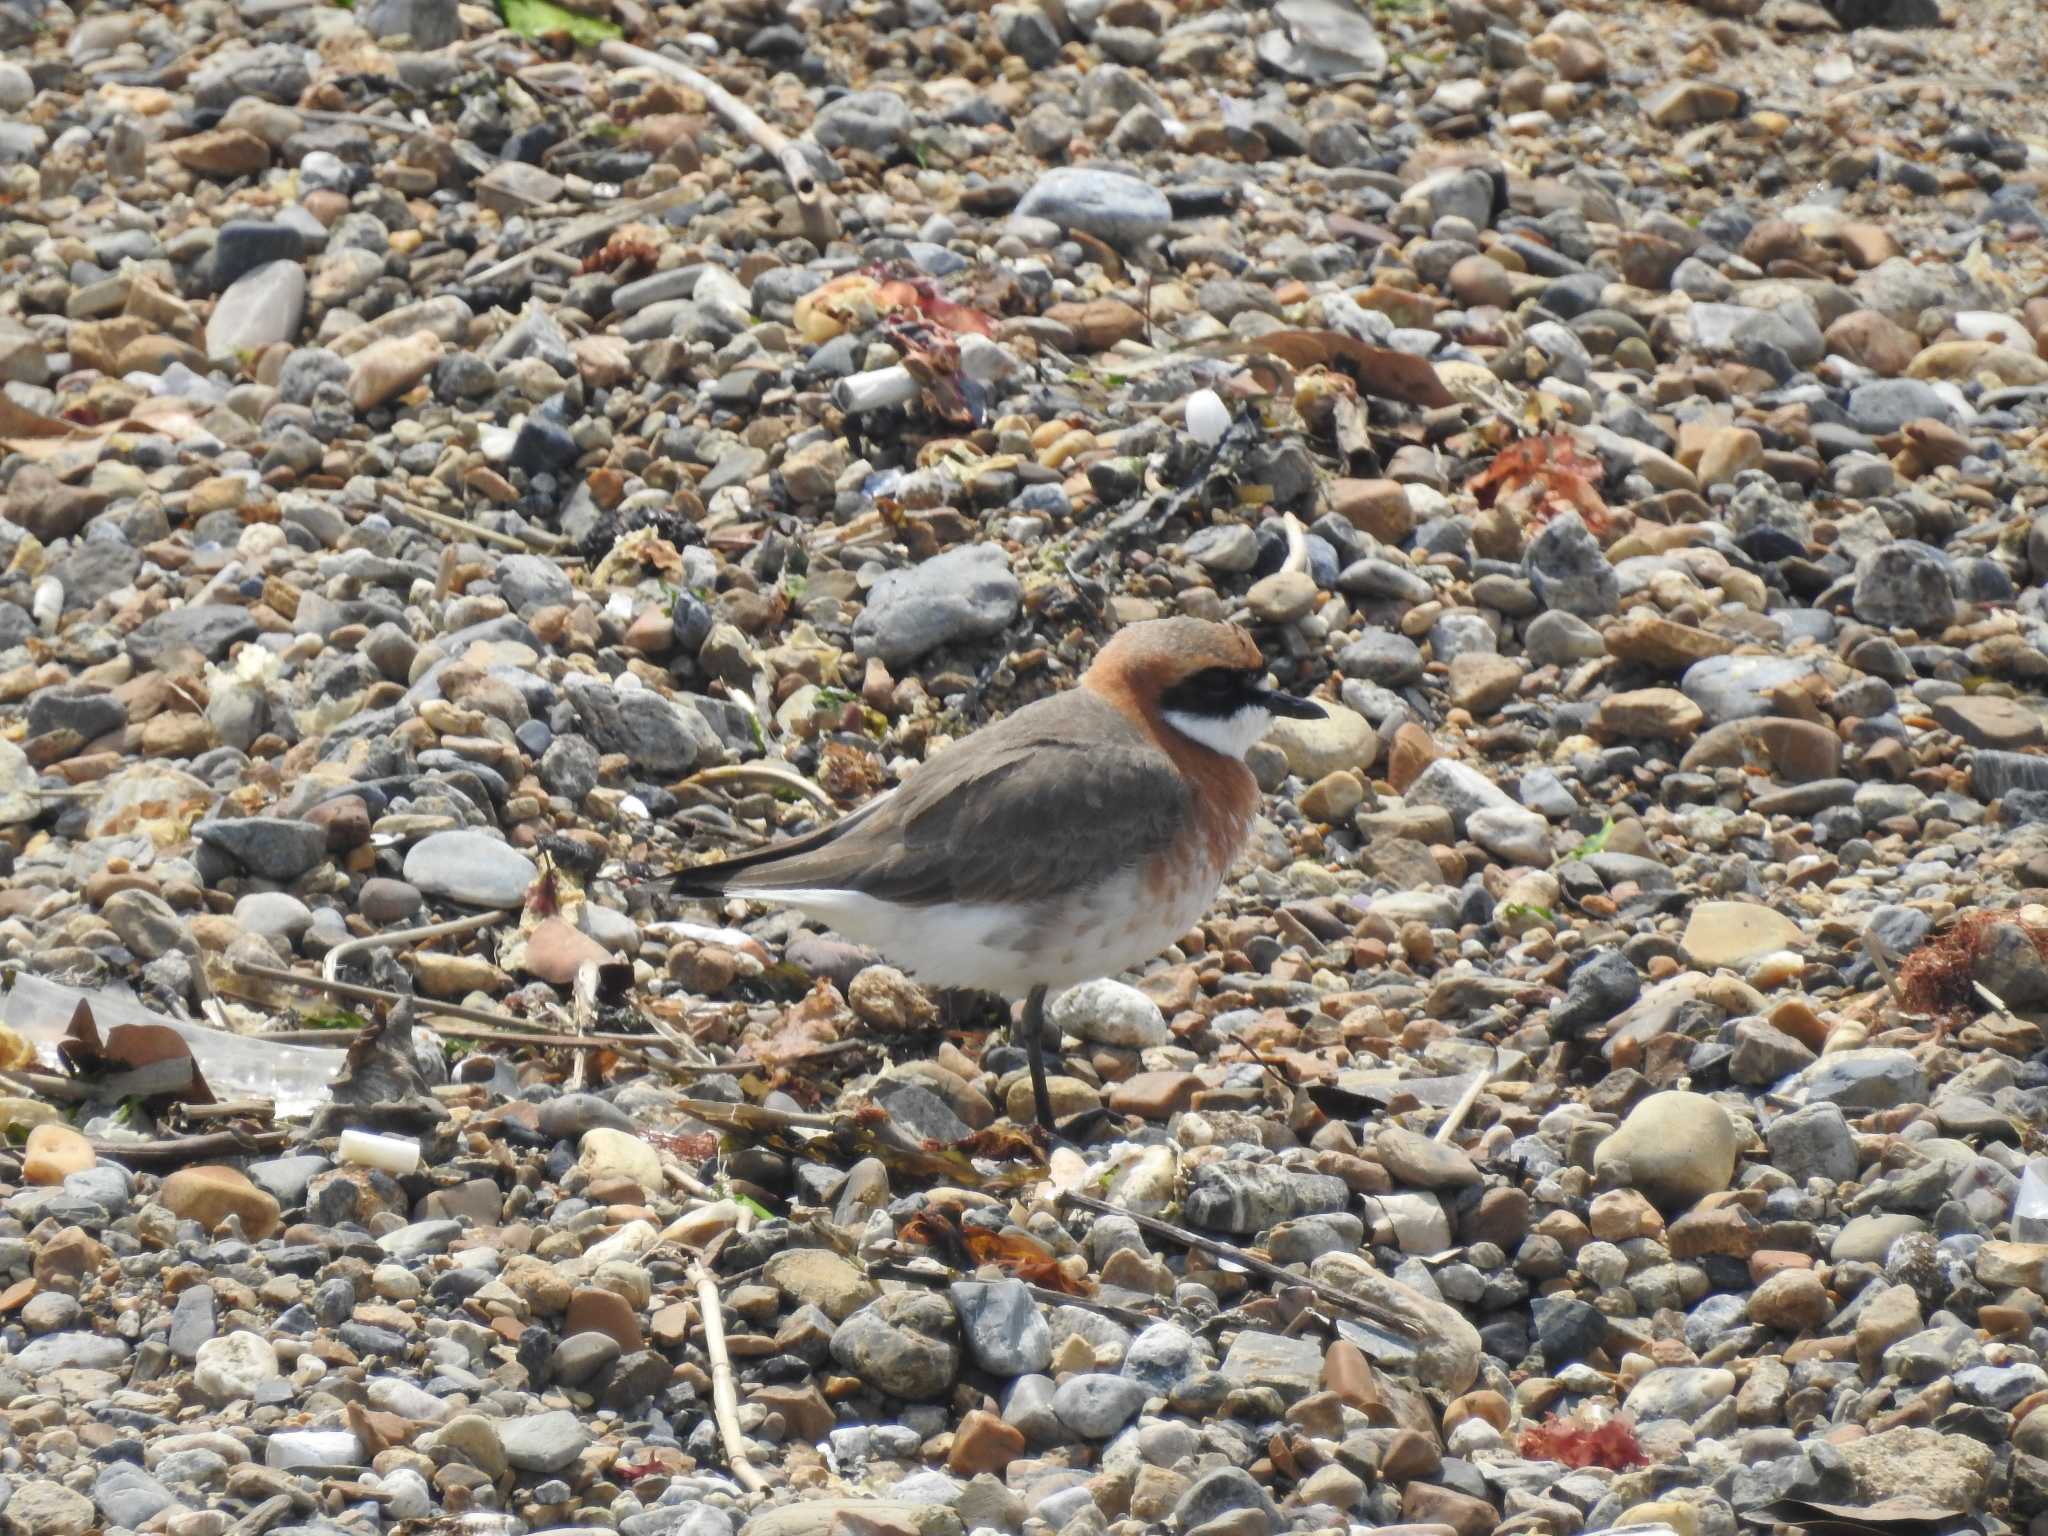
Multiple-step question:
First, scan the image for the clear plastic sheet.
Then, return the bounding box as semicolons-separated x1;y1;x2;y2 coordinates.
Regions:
2017;1158;2048;1243
1;972;338;1118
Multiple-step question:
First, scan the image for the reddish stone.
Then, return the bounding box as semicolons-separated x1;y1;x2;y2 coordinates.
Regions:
564;1286;642;1352
750;1383;835;1441
1400;1483;1498;1536
1107;1071;1202;1119
1750;1249;1815;1284
1379;1428;1443;1484
305;795;370;851
947;1409;1026;1476
524;915;615;985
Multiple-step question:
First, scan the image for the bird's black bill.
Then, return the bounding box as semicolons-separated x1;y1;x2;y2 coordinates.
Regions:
1258;688;1326;720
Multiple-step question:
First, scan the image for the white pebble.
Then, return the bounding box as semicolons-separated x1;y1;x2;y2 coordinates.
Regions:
194;1331;280;1402
373;1469;434;1521
1448;1417;1503;1455
1955;311;2035;354
1747;950;1807;988
1184;387;1230;446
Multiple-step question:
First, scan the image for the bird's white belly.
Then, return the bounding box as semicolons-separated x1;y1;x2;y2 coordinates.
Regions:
748;863;1225;998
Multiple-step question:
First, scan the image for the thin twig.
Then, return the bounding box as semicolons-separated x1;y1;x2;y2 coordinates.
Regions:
869;1260;1161;1329
383;493;547;553
222;1001;635;1052
1823;75;2045;108
655;1039;868;1076
669;1165;720;1203
223;974;683;1077
296;107;439;140
1057;1190;1422;1340
234;964;556;1033
231;965;864;1075
1280;513;1310;576
672;1097;840;1131
599;40;838;247
568;959;603;1094
323;908;513;985
692;1261;771;1492
292;108;493;177
680;762;838;812
1975;981;2023;1023
1434;1070;1488;1145
229;973;868;1110
1863;928;1902;1007
462;183;702;291
805;508;890;552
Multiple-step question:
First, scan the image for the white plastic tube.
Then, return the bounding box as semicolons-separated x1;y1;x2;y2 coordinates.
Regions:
338;1129;422;1176
832;365;920;414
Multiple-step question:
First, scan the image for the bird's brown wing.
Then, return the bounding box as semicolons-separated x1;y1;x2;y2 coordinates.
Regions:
677;691;1192;908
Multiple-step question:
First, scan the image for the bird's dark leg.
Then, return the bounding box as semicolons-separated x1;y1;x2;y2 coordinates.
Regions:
1020;984;1054;1132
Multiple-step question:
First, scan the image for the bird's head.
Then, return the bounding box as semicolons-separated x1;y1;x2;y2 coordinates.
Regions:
1087;617;1326;760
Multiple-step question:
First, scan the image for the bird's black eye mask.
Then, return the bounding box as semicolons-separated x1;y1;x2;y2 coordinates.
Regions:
1161;667;1325;721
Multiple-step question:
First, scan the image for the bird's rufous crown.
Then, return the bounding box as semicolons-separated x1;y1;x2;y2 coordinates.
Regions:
1083;618;1267;699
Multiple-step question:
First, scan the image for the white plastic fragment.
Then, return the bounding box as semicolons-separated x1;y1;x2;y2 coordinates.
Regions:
2015;1158;2048;1242
1;972;339;1117
31;577;60;634
338;1129;422;1177
265;1430;362;1471
833;365;921;415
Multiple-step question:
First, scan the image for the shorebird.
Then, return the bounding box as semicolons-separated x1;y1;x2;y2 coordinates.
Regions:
673;617;1325;1130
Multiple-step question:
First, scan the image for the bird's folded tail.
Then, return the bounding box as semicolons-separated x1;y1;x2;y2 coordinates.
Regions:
665;809;860;899
603;845;782;896
670;861;741;899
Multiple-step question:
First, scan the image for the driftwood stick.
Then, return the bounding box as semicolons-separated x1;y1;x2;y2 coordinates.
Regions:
0;1068;90;1101
599;40;838;246
226;1494;297;1536
177;1100;276;1122
90;1129;289;1165
1057;1190;1422;1339
693;1261;771;1492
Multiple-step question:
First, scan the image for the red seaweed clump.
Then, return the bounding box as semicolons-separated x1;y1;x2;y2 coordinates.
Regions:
1517;1411;1648;1470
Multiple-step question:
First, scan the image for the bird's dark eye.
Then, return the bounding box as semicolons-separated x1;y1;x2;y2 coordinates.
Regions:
1165;668;1258;716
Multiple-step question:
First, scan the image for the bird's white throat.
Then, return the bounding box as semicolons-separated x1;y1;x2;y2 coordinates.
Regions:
1163;705;1273;760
